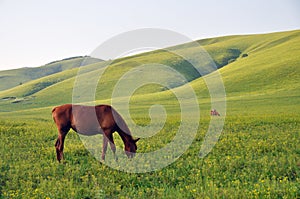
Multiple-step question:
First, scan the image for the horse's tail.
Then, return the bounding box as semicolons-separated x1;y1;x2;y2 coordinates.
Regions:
51;106;58;123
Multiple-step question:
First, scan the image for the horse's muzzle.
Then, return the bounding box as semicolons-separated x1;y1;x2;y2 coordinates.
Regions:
125;151;136;158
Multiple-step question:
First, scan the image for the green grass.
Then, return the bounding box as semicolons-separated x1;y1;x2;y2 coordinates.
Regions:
0;29;299;198
0;113;299;198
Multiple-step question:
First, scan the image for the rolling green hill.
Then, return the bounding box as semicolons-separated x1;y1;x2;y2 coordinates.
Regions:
0;56;103;91
0;29;299;114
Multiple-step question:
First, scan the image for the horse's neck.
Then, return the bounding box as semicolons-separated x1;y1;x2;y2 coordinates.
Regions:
117;130;133;146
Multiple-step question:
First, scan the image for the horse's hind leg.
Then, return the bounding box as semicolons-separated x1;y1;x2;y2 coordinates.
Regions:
55;129;68;162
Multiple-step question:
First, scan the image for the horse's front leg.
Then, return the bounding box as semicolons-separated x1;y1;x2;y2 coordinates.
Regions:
101;135;108;161
102;130;117;161
108;135;118;162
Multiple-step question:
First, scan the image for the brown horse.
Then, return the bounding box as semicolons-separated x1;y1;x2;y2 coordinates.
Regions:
52;104;139;162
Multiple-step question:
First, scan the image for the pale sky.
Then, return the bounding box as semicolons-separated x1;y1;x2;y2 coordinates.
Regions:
0;0;299;70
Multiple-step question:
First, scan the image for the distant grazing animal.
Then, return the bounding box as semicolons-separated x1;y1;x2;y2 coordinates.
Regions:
52;104;139;162
210;109;220;116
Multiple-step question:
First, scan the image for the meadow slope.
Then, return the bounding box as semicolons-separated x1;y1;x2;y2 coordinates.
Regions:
0;29;299;113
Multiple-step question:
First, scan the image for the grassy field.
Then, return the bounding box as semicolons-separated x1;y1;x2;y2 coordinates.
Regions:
0;30;299;198
0;111;299;198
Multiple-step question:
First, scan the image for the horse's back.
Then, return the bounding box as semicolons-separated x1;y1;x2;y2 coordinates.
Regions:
52;104;123;135
72;104;117;135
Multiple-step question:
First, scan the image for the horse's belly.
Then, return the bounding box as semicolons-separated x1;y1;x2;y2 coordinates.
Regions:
75;124;103;136
72;108;103;135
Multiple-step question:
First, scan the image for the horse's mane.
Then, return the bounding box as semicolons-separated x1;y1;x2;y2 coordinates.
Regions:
111;107;134;141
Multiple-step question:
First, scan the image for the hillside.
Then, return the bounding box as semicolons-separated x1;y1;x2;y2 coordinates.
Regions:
0;56;103;91
0;30;299;114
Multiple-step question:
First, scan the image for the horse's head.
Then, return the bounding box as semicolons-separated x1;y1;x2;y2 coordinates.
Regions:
125;138;140;158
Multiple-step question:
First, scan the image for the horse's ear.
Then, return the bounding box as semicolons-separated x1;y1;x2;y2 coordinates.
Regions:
134;138;140;143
